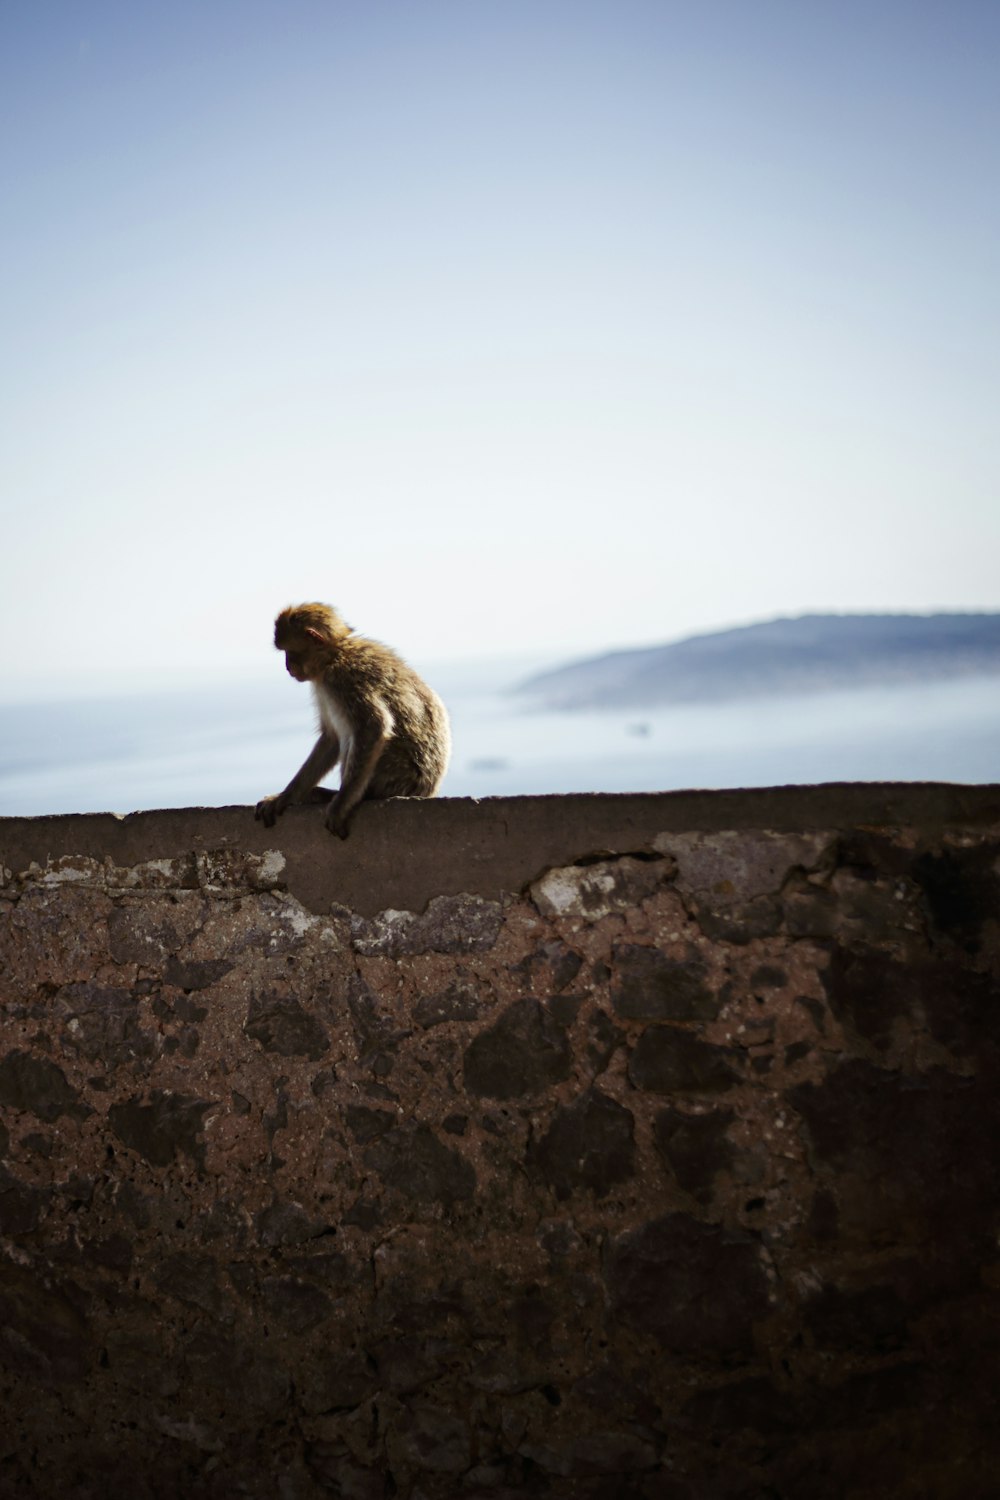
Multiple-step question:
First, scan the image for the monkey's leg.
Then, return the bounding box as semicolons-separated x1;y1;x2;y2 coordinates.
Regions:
255;734;340;826
324;723;390;839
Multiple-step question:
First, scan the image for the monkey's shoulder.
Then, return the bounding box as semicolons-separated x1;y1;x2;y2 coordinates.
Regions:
320;637;436;713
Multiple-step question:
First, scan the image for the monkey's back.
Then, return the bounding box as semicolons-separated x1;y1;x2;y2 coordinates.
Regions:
322;634;451;799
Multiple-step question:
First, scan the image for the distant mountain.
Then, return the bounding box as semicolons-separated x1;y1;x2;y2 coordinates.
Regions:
515;613;1000;710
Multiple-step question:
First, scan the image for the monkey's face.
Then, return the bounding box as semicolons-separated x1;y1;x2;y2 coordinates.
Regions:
283;649;311;683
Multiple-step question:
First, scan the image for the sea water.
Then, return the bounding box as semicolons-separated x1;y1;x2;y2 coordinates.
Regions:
0;662;997;818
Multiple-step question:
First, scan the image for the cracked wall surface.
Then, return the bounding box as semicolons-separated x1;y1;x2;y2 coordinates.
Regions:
1;786;999;1498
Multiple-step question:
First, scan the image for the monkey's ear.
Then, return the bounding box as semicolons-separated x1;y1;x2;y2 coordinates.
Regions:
304;627;326;644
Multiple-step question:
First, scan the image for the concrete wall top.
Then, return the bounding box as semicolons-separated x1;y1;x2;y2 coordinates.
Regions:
2;783;999;917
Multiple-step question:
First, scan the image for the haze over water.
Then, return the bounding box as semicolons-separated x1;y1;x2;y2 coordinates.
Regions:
1;663;996;819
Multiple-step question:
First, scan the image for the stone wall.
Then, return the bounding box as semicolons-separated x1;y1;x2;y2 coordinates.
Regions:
1;784;999;1499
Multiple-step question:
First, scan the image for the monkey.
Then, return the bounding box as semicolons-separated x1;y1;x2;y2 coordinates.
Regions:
254;603;451;839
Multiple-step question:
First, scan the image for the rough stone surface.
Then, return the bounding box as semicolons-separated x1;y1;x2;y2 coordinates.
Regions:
350;894;503;956
653;1105;736;1202
529;855;671;919
529;1088;635;1199
606;1212;769;1353
610;943;718;1020
463;998;573;1099
1;784;999;1498
628;1027;740;1094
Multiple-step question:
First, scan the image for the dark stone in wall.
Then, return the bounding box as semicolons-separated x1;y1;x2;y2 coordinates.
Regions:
682;1372;802;1439
363;1124;476;1206
0;1166;50;1235
183;1327;290;1416
822;946;913;1050
463;998;573;1099
414;979;483;1028
920;965;1000;1055
545;941;585;993
519;1428;659;1478
260;1274;335;1334
78;1231;133;1273
510;1284;557;1354
789;1059;1000;1248
298;1348;376;1415
836;828;915;881
806;1186;840;1242
56;982;156;1067
781;878;840;938
611;945;718;1021
653;1106;735;1202
153;1251;226;1317
607;1213;768;1353
244;991;329;1060
345;973;412;1075
107;1090;213;1168
305;1446;388;1497
912;842;1000;949
823;946;1000;1054
803;1281;910;1354
0;1261;91;1385
155;991;207;1024
628;1028;739;1094
396;1401;472;1474
509;939;584;994
750;962;787;990
373;1334;449;1395
548;991;584;1025
164;955;233;991
530;1089;636;1198
346;1104;397;1143
255;1200;328;1248
697;896;783;944
0;1050;88;1122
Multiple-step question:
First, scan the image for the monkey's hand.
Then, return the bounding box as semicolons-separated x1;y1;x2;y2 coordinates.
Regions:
324;798;354;840
255;793;289;827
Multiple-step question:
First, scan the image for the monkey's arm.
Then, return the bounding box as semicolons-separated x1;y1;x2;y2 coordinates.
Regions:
324;705;392;839
255;734;340;827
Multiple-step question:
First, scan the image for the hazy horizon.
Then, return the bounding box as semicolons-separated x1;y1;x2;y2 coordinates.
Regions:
4;605;999;708
2;658;997;819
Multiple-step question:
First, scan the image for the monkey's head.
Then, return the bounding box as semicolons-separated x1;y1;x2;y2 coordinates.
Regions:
274;603;351;682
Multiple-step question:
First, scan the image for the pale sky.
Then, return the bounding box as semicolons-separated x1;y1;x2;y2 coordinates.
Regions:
2;0;998;700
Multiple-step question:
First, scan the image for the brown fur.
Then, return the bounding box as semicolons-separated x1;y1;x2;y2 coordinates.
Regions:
274;602;350;649
255;603;451;838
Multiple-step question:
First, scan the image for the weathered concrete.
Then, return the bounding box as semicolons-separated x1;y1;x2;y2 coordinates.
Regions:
4;782;999;917
1;785;999;1497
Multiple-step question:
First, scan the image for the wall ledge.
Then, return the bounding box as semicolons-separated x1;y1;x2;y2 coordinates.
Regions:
3;782;999;916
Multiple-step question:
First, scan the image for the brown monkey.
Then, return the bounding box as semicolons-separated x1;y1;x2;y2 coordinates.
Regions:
255;603;451;839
